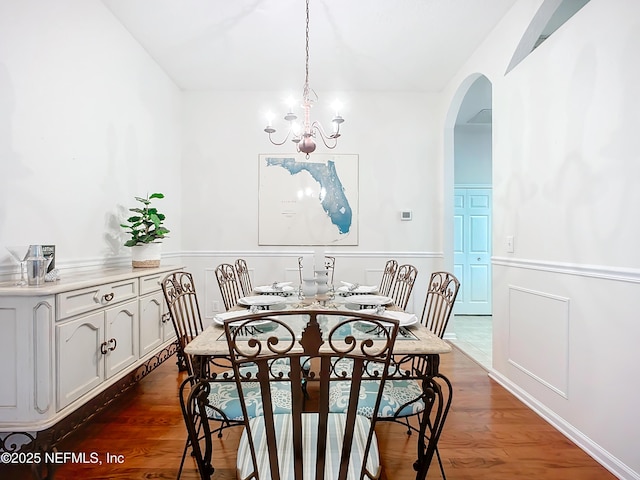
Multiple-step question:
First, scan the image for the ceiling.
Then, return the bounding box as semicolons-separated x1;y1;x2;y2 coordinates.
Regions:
101;0;517;93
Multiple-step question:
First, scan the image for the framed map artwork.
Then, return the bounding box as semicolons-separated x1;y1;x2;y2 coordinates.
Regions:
258;154;359;245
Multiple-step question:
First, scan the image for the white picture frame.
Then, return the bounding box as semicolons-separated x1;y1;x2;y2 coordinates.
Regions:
258;153;359;246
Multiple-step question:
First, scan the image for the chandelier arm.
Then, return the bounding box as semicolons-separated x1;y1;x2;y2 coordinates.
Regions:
311;121;340;149
266;129;293;147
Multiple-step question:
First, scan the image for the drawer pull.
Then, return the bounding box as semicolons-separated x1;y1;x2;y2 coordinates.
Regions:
100;342;108;355
102;292;115;303
108;338;117;352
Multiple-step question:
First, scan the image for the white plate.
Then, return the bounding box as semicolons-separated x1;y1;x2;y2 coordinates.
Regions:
213;310;271;326
358;309;418;326
345;295;393;307
238;295;286;307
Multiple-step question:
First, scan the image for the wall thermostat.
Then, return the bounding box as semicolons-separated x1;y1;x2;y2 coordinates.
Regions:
400;210;412;221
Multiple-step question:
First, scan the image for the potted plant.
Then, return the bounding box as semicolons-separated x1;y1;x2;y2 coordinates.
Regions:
120;192;170;268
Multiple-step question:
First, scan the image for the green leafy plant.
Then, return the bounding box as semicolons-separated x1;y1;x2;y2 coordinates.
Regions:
120;193;170;247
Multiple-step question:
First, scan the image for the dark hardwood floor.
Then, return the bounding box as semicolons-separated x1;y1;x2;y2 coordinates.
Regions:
2;346;614;480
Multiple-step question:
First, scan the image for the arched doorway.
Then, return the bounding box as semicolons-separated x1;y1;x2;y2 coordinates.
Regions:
444;74;493;370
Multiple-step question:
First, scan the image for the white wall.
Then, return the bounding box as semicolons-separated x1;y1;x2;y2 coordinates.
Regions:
442;0;640;478
454;125;492;185
0;0;183;275
180;90;447;315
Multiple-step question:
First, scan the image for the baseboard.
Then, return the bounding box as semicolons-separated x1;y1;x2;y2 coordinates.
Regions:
488;370;639;480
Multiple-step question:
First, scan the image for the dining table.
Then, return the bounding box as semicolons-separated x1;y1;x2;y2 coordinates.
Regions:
184;291;451;372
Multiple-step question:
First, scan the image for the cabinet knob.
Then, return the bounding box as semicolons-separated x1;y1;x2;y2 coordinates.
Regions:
161;313;171;324
100;342;108;355
108;338;117;352
102;292;115;303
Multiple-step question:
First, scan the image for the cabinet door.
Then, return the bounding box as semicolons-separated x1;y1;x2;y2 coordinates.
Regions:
56;311;104;410
139;291;164;356
104;299;139;379
163;307;176;343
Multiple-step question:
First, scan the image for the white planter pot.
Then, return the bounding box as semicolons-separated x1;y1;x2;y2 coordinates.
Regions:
131;243;162;268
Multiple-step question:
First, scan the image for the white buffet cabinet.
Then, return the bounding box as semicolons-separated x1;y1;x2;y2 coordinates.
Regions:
0;265;180;437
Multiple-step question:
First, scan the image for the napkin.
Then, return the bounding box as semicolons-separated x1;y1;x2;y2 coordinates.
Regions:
255;283;295;293
357;309;418;326
213;310;250;325
338;283;378;294
274;282;295;292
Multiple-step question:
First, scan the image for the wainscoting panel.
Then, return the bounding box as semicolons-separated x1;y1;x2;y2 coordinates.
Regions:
508;286;570;398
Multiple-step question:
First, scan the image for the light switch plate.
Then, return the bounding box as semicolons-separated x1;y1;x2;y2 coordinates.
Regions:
506;235;514;253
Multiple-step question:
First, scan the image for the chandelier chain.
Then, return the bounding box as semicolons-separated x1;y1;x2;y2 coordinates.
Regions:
304;0;310;100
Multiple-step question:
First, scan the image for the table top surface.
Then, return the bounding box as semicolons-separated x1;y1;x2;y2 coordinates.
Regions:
185;295;451;357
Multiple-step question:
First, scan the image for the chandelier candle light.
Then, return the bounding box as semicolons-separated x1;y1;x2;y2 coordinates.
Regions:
263;0;344;157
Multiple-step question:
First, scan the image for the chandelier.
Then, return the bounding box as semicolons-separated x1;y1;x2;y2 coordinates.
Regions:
263;0;344;156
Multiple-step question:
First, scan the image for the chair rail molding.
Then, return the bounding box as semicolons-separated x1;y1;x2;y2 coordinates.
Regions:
1;251;441;281
492;256;640;284
0;251;183;280
182;250;443;259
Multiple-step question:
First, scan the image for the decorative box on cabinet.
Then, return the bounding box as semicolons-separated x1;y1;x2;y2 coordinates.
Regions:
0;265;181;459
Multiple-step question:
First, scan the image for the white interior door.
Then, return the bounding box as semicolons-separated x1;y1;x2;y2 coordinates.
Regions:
454;188;492;314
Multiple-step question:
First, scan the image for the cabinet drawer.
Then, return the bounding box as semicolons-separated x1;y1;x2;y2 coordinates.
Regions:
139;272;167;295
140;269;180;296
57;279;138;320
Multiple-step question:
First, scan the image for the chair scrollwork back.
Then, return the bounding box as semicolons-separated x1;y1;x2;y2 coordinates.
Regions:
234;258;253;296
421;271;460;338
161;271;203;376
215;263;242;311
390;264;418;311
379;259;398;297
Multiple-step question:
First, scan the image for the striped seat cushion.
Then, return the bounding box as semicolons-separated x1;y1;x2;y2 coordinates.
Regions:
237;413;380;479
205;364;293;421
328;379;425;418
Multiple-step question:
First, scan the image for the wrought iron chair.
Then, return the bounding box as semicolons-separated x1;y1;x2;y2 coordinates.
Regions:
214;263;242;310
378;259;398;296
161;271;204;378
420;271;460;338
161;272;243;478
297;255;336;285
329;271;459;479
166;271;292;479
184;309;399;480
234;258;253;296
389;264;418;311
